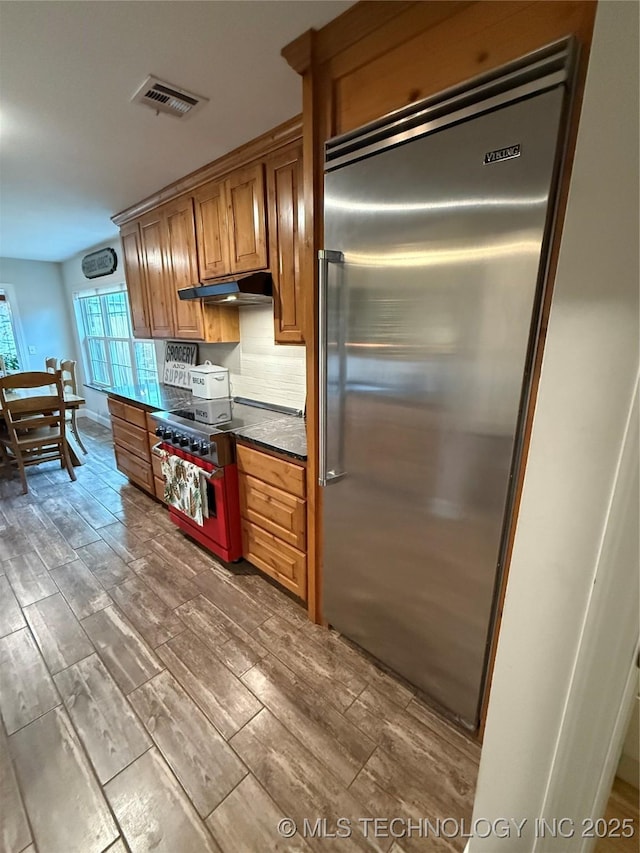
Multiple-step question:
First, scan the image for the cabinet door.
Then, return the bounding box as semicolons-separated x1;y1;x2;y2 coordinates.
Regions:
120;221;151;339
226;163;268;274
266;144;304;343
163;196;204;340
193;179;231;280
139;210;174;338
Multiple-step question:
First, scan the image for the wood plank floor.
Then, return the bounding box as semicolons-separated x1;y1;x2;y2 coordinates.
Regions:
596;777;640;853
0;420;480;853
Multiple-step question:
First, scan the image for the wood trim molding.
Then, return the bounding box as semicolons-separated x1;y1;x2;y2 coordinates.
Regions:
112;115;303;226
327;1;474;81
478;9;596;738
281;29;315;74
300;29;325;624
283;2;415;70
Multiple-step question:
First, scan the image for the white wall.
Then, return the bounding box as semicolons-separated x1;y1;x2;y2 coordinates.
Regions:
468;3;639;850
200;305;306;410
60;237;125;424
0;256;76;371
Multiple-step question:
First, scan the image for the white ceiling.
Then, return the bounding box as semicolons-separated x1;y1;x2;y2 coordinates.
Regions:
0;0;352;263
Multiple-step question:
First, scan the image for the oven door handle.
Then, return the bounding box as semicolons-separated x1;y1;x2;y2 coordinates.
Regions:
203;469;224;481
153;442;223;480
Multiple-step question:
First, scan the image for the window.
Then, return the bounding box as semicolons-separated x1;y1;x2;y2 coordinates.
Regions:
0;290;22;372
75;288;157;388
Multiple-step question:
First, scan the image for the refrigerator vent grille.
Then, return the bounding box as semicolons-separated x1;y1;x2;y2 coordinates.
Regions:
131;76;208;119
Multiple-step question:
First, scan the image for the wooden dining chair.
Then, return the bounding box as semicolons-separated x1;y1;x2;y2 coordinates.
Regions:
59;358;87;454
0;371;76;494
45;356;58;372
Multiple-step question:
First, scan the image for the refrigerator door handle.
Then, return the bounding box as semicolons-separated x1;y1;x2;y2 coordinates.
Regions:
318;249;345;487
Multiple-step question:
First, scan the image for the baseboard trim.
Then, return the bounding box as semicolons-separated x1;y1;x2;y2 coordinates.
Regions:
616;755;640;790
81;409;111;429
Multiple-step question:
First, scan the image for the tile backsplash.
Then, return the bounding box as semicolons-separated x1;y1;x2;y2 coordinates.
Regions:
198;306;306;410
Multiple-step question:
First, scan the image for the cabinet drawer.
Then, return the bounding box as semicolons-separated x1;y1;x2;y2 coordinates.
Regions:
108;397;147;429
240;474;305;550
236;444;305;499
115;445;153;492
241;519;306;599
123;402;147;429
107;397;126;421
111;417;150;462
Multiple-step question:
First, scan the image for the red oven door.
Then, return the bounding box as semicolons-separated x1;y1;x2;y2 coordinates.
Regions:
161;446;242;563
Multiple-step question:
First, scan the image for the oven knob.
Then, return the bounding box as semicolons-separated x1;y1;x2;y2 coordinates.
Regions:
179;435;190;448
170;430;180;443
200;441;211;456
190;439;200;453
154;425;163;437
162;428;172;440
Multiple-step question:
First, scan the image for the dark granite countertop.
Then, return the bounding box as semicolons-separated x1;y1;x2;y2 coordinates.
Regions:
234;415;307;461
91;381;307;459
86;382;193;413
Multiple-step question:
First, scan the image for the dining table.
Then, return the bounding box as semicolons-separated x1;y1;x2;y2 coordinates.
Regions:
0;387;87;467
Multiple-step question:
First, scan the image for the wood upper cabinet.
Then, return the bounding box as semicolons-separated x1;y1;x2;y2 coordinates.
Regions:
226;163;268;274
193;179;230;280
266;143;304;343
194;163;268;280
120;220;151;339
162;196;203;340
124;198;239;343
138;208;174;338
117;124;303;345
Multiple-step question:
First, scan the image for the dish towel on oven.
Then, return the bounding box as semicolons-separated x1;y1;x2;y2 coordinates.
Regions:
160;451;207;526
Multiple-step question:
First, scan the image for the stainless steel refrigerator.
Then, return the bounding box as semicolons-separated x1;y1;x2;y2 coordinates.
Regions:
320;41;576;729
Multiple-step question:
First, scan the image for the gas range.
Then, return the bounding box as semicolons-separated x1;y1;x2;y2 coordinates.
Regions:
150;397;298;467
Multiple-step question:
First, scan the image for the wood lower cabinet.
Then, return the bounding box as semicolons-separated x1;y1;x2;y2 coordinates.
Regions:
238;443;305;497
111;418;150;463
241;520;307;596
114;445;154;492
240;475;306;550
237;443;307;599
266;142;304;343
109;396;166;503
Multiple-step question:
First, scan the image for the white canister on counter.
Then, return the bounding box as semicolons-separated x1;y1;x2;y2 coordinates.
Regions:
189;362;230;399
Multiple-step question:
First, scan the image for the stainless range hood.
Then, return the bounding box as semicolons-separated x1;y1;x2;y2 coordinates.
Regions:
178;271;272;307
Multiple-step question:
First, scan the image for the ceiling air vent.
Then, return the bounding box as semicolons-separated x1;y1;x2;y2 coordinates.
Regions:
131;75;208;119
